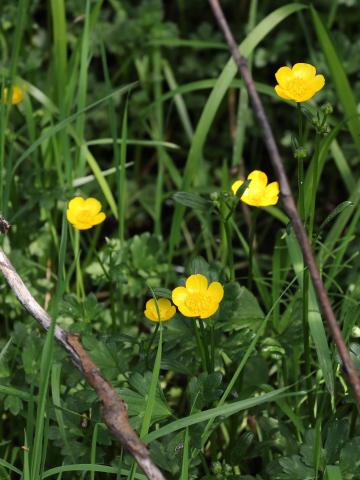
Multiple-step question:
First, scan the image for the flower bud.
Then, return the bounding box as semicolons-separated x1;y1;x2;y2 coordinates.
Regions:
294;146;307;160
321;102;333;115
212;462;222;474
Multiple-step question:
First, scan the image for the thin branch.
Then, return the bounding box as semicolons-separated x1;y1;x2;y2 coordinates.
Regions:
208;0;360;405
0;248;166;480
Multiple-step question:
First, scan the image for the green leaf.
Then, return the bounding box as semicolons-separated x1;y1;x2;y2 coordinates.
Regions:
278;455;314;480
151;287;172;300
120;372;172;431
219;282;264;331
172;192;211;211
326;466;343;480
41;464;147;479
4;395;22;415
311;7;360;155
319;201;354;233
286;228;334;395
187;372;223;411
339;437;360;478
144;386;288;443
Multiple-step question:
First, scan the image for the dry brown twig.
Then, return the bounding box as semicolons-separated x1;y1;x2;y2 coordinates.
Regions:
208;0;360;405
0;247;166;480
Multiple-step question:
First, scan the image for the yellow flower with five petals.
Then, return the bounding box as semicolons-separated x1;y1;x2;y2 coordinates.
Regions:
232;170;279;207
274;63;325;103
66;197;106;230
172;274;224;319
144;298;176;322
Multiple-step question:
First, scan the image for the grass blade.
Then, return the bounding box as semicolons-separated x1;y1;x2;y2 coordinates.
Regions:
311;6;360;154
144;387;288;443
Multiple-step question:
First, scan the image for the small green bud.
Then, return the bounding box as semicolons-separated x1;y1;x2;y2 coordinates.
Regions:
321;102;333;115
321;124;331;135
212;462;222;474
294;146;307;160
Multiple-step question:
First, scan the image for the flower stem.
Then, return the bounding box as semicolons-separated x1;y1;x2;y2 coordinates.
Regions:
210;322;215;372
198;319;212;373
145;323;160;370
308;134;320;241
192;320;208;373
248;209;258;290
303;134;321;422
297;103;303;144
297;104;305;220
224;218;235;281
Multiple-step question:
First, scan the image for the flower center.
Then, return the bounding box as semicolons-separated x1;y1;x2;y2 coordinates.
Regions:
185;292;211;315
286;79;309;97
76;209;94;223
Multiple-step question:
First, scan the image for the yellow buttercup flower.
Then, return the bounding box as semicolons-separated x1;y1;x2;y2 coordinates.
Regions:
172;274;224;319
232;170;279;207
2;85;24;105
144;298;176;322
66;197;106;230
274;63;325;103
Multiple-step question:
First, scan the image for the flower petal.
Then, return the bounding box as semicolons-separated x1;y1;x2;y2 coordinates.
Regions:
68;197;85;212
292;63;316;79
73;222;93;230
92;212;106;226
239;195;261;207
231;179;244;195
186;274;208;293
247;170;268;188
84;197;102;215
144;298;175;322
66;208;78;225
172;286;188;306
177;303;196;317
200;302;220;319
164;305;176;321
207;282;224;303
275;66;292;86
265;181;280;197
274;85;292;100
144;299;157;321
312;74;325;93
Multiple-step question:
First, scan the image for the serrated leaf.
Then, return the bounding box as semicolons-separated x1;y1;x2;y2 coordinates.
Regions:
219;282;264;330
279;455;314;480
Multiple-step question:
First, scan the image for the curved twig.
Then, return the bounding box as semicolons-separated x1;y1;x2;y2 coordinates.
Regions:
208;0;360;405
0;248;166;480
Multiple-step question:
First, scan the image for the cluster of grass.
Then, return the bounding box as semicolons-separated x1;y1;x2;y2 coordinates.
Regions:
1;0;360;479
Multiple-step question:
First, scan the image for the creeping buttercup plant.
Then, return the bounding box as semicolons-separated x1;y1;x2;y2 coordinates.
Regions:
2;1;360;479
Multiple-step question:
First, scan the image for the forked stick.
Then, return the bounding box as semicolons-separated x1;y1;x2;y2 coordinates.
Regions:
208;0;360;405
0;247;166;480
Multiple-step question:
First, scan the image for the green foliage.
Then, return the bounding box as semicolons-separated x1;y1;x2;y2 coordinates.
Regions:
1;0;360;479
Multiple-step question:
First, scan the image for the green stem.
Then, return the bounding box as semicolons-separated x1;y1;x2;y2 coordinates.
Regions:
210;323;215;372
248;209;258;290
198;319;211;374
224;219;235;281
308;135;320;241
303;134;320;422
302;269;312;419
145;323;160;370
192;320;209;373
297;103;305;219
297;103;303;144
